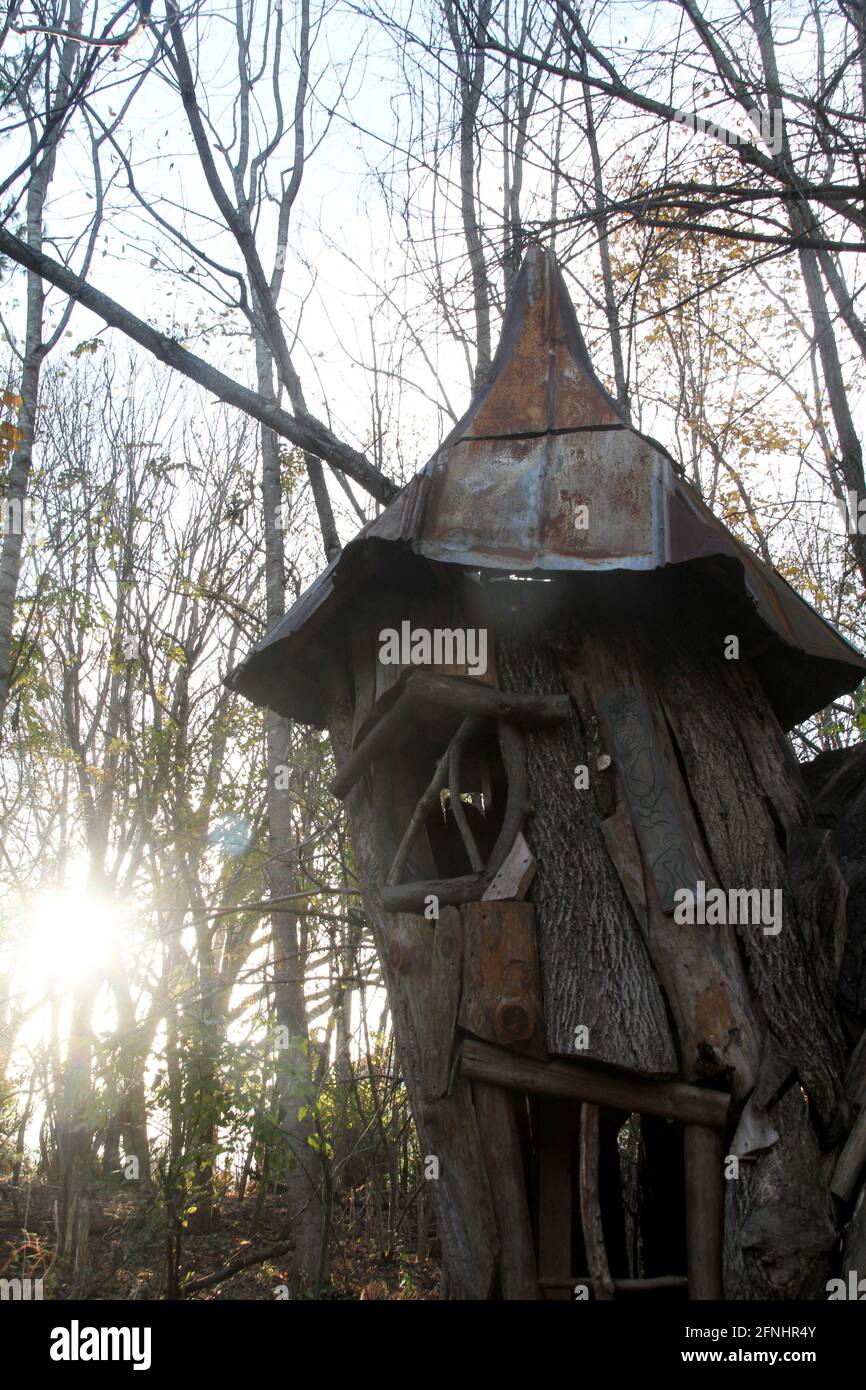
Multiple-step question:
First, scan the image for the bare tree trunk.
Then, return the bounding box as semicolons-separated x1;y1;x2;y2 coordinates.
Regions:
748;0;866;585
446;0;494;385
0;271;43;727
0;4;82;725
582;65;630;417
258;340;323;1285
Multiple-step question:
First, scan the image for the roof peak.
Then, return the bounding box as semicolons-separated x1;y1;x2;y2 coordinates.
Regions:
445;243;625;444
225;244;865;732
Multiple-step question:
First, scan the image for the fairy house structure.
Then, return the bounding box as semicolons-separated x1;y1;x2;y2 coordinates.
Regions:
227;246;866;1300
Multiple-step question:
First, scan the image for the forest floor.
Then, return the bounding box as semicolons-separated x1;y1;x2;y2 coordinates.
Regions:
0;1180;439;1300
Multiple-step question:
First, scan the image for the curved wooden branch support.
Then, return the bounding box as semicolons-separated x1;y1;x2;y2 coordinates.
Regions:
381;871;485;913
579;1103;615;1300
448;720;485;873
386;716;481;887
330;671;568;799
487;721;529;871
408;673;571;728
381;719;530;913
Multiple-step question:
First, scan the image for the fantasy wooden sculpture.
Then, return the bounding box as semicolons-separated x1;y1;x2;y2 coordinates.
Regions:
227;246;866;1300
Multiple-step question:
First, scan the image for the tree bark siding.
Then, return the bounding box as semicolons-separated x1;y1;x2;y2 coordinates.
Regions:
724;1084;837;1299
0;1;85;728
496;634;677;1072
560;634;762;1098
646;623;845;1129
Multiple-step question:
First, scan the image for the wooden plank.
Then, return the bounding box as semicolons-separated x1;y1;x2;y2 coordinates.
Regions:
830;1104;866;1202
561;643;762;1100
579;1103;615;1299
421;1082;501;1298
350;610;380;750
322;660;500;1300
601;684;702;914
540;1275;688;1294
644;619;845;1131
843;1028;866;1111
537;1102;573;1300
482;831;537;901
389;912;463;1103
599;806;647;934
461;1038;731;1129
425;908;464;1101
473;1082;540;1300
458;901;546;1057
684;1124;725;1300
388;914;434;981
786;824;848;973
495;638;677;1075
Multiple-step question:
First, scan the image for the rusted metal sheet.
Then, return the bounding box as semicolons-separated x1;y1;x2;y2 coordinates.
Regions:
419;428;663;570
225;245;866;729
449;243;623;439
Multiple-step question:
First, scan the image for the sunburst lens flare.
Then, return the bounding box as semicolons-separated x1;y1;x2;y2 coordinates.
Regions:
23;890;118;986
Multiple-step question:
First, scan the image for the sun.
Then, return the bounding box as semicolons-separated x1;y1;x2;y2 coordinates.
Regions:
22;889;118;987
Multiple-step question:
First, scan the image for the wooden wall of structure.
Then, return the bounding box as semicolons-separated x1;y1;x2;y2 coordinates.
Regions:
321;570;854;1300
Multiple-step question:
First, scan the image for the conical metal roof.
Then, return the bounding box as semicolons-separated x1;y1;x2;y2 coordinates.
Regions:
226;246;865;729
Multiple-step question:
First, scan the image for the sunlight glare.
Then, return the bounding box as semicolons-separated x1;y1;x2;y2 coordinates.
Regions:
23;890;118;987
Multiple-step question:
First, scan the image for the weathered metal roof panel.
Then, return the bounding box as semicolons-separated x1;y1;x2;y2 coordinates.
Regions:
417;429;661;570
450;247;623;439
225;245;865;730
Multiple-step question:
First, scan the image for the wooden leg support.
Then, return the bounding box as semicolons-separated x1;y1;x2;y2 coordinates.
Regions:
473;1083;540;1300
537;1101;574;1300
684;1124;725;1300
579;1102;615;1300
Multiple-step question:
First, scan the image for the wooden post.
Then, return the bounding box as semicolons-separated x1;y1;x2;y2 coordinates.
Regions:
473;1083;540;1300
830;1105;866;1202
537;1101;574;1300
684;1124;725;1300
424;908;464;1101
579;1103;615;1299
